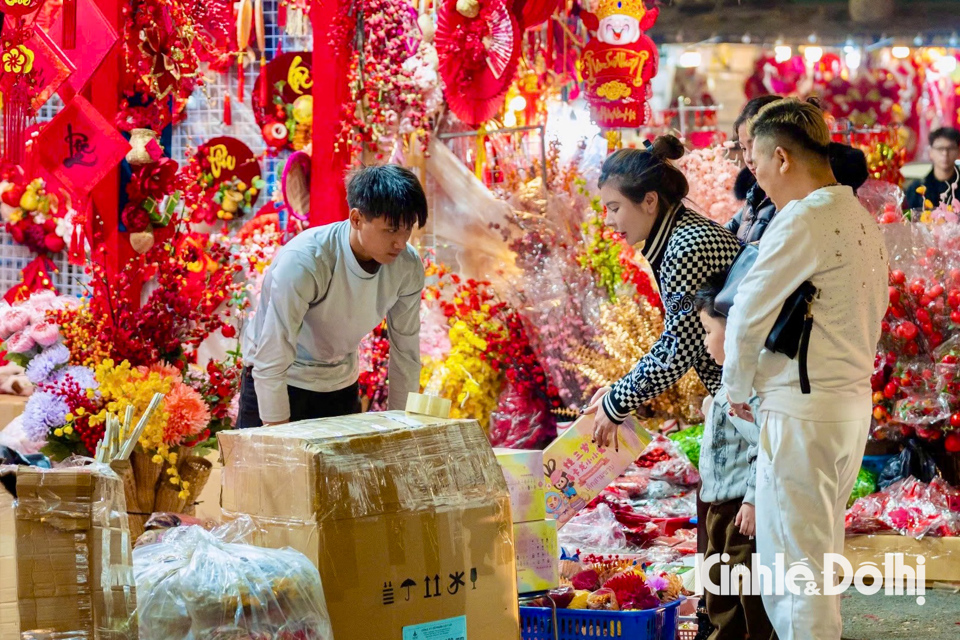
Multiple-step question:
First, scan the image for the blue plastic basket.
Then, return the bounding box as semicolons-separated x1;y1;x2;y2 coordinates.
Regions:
861;454;896;476
520;598;683;640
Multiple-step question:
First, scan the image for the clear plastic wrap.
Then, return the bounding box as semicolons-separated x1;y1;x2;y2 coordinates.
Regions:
845;476;960;538
557;504;628;554
0;459;138;640
860;178;905;223
217;412;520;640
133;522;333;640
637;435;701;487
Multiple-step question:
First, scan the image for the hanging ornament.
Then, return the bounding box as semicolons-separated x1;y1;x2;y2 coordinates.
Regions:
579;0;660;128
235;0;254;103
49;0;119;97
253;52;314;152
513;0;560;31
436;0;521;125
180;137;264;225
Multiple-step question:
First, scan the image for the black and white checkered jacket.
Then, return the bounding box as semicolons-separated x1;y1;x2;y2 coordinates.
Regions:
603;205;742;424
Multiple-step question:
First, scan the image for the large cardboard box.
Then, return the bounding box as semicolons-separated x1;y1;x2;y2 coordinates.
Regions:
514;520;559;594
0;464;138;640
844;534;960;584
494;449;545;523
219;412;520;640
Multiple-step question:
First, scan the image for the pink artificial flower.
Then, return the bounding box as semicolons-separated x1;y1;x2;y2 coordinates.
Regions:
0;307;31;340
5;331;36;353
29;321;60;347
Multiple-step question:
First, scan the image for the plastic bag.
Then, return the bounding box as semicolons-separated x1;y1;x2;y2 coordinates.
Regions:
668;425;704;471
133;520;333;640
557;504;628;554
846;476;960;538
847;467;878;508
638;434;701;486
877;439;940;490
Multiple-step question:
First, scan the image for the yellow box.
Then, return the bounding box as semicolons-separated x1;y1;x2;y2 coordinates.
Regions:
495;449;545;523
514;520;559;595
543;415;651;527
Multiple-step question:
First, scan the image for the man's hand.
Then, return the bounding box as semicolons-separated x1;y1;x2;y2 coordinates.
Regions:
582;387;620;451
735;502;756;537
727;393;754;422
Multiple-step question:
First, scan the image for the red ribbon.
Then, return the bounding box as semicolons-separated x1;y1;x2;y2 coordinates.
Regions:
62;0;78;49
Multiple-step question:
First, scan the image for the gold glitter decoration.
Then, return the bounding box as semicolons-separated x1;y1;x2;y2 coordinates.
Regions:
565;295;706;425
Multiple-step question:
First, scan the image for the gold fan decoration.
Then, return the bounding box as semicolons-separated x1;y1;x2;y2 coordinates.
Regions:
565;295;706;426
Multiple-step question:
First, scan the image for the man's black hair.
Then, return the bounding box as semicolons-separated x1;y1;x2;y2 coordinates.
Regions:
346;164;428;229
694;271;729;319
929;127;960;148
828;143;869;193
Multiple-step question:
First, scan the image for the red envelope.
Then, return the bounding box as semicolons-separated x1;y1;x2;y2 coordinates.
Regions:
24;27;76;112
36;95;130;199
48;0;118;97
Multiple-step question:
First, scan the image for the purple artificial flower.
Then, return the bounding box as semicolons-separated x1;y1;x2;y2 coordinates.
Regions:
648;576;669;593
25;343;71;384
21;391;69;442
50;365;99;392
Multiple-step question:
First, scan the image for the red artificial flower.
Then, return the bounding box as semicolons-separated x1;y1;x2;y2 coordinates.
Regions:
121;204;151;233
44;233;66;254
126;157;179;203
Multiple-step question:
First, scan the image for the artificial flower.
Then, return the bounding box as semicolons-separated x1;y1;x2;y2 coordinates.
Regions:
22;391;69;442
5;331;36;354
163;381;210;445
24;343;70;384
121;204;151;233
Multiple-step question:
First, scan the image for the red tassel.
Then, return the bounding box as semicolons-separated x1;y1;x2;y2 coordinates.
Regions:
278;1;287;29
259;57;268;107
275;40;283;58
62;0;78;49
224;93;232;125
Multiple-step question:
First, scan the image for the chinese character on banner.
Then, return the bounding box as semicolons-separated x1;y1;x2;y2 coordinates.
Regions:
579;0;660;128
36;95;130;200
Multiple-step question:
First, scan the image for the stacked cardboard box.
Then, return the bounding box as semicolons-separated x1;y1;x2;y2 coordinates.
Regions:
219;412;520;640
0;464;138;640
495;449;559;595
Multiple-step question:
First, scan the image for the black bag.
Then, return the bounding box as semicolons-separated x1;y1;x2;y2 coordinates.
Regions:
714;243;818;394
877;439;940;490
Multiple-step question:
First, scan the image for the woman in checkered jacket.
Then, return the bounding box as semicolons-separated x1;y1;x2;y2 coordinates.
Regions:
586;135;742;447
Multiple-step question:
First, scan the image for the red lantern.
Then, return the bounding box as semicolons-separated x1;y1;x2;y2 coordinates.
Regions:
579;0;660;128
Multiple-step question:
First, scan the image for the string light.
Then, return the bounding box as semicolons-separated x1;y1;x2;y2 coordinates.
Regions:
934;55;958;74
892;46;911;59
845;48;862;70
775;45;792;63
804;46;823;63
509;95;527;113
678;50;702;68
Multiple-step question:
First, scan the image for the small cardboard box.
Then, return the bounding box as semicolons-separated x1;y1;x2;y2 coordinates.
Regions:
219;411;520;640
543;414;651;527
495;449;545;523
0;464;138;640
514;520;559;594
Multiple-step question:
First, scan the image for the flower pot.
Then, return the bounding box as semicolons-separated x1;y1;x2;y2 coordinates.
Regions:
126;128;159;166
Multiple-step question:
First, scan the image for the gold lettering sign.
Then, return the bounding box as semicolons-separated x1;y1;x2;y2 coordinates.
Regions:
4;0;35;6
287;55;313;95
582;49;652;90
598;105;638;123
207;144;236;179
597;81;632;101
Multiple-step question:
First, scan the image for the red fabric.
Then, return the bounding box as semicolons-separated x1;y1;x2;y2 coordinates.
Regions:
50;0;119;97
310;0;350;227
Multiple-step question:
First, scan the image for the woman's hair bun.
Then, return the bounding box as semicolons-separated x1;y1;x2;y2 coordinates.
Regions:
804;96;823;110
650;134;685;161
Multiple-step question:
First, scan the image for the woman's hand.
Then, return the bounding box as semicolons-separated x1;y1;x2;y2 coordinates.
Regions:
583;387;620;451
727;393;755;422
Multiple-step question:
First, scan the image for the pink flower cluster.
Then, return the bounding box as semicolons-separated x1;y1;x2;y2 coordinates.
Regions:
675;146;741;225
0;292;77;354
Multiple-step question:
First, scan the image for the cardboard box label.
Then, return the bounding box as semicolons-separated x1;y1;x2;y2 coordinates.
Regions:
382;568;480;605
402;615;467;640
543;415;650;527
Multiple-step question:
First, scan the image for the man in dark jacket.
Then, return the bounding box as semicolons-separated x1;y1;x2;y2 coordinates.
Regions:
904;127;960;211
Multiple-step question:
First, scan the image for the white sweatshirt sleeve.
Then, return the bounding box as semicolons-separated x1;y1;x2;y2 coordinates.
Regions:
386;261;426;410
250;249;327;423
722;211;819;404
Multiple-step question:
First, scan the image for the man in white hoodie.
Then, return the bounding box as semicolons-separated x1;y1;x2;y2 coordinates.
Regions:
722;99;888;640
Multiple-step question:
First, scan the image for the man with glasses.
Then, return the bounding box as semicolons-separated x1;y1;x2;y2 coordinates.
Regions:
905;127;960;210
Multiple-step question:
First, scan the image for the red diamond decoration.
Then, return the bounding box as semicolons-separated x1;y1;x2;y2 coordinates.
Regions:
48;0;118;97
